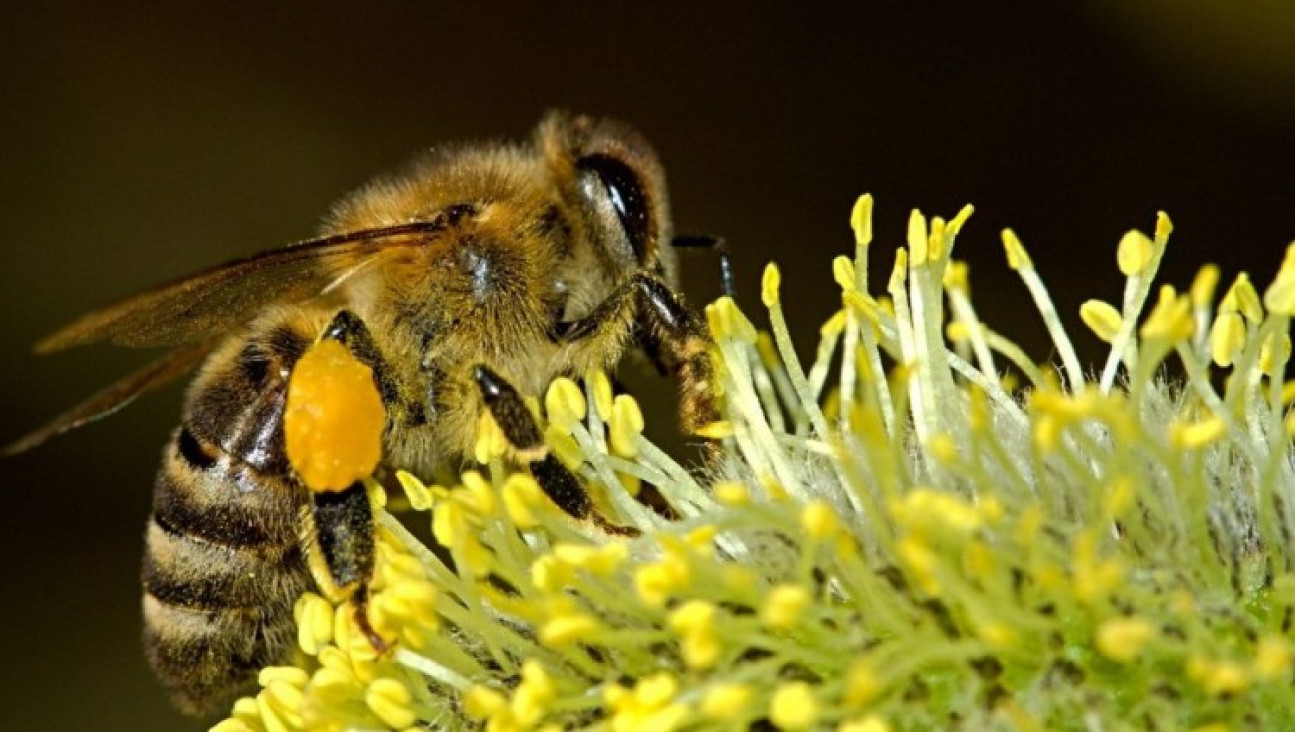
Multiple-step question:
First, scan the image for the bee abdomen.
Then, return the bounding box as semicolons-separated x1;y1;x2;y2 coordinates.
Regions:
153;426;296;548
142;424;310;715
142;511;302;612
142;596;295;716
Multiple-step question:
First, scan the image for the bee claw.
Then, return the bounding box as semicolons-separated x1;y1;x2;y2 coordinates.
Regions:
351;592;390;655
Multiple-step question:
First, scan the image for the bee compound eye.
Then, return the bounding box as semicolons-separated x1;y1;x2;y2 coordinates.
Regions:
576;153;650;263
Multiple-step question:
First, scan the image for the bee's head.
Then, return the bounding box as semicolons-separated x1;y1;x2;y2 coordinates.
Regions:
538;112;677;288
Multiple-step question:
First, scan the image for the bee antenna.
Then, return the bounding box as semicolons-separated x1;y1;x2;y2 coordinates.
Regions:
670;233;734;298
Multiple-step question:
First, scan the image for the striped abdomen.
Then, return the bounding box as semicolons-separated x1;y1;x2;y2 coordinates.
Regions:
142;327;313;715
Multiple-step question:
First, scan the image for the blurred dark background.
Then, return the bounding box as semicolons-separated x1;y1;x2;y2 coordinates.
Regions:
1;2;1292;729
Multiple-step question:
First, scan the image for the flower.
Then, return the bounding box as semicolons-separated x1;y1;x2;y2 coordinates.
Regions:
214;196;1295;730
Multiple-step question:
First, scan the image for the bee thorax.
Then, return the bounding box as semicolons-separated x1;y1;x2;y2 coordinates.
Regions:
452;239;524;304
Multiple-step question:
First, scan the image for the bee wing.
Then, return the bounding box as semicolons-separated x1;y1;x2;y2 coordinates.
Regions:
3;341;215;456
34;221;450;353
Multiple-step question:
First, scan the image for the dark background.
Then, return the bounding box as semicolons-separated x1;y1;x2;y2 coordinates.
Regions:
2;3;1292;729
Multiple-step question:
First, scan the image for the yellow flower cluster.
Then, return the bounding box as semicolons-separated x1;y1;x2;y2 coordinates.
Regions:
213;196;1295;730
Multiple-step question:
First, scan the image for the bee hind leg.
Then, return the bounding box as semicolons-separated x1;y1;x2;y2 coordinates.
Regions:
348;585;387;653
296;310;400;652
302;479;387;652
472;365;636;536
321;309;403;410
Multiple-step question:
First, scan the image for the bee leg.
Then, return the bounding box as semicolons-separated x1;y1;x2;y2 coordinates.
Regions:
472;364;588;515
303;479;386;651
631;275;720;435
321;310;401;411
633;323;671;377
307;311;397;650
556;274;718;435
670;233;735;297
348;586;387;653
472;365;636;536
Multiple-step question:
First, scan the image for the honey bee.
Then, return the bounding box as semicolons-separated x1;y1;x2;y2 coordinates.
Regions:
8;112;725;715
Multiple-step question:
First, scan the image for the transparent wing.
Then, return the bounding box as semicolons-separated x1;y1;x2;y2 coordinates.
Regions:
3;342;214;456
35;220;450;353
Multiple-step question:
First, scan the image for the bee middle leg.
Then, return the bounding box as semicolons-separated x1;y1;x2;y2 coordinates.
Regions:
472;365;635;535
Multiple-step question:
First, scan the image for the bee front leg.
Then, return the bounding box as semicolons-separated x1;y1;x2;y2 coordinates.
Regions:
631;276;719;435
557;274;718;435
472;365;635;535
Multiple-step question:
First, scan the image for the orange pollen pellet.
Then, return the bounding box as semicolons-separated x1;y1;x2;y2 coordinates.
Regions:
285;339;386;492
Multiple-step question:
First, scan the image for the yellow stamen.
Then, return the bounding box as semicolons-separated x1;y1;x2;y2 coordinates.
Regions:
1171;416;1226;449
1254;636;1293;681
1221;273;1264;322
850;194;874;248
1096;616;1156;662
1140;285;1194;343
609;394;645;458
541;612;600;646
293;593;334;655
714;481;750;506
762;263;782;307
1001;229;1032;271
801;500;840;540
1191;264;1221;308
701;683;752;720
588;369;615;420
1116;230;1154;277
545;378;587;434
907;210;930;266
770;682;819;730
943;259;969;292
763;584;811;629
834;256;857;293
1264;242;1295;316
1210;312;1247;367
1080;300;1123;343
